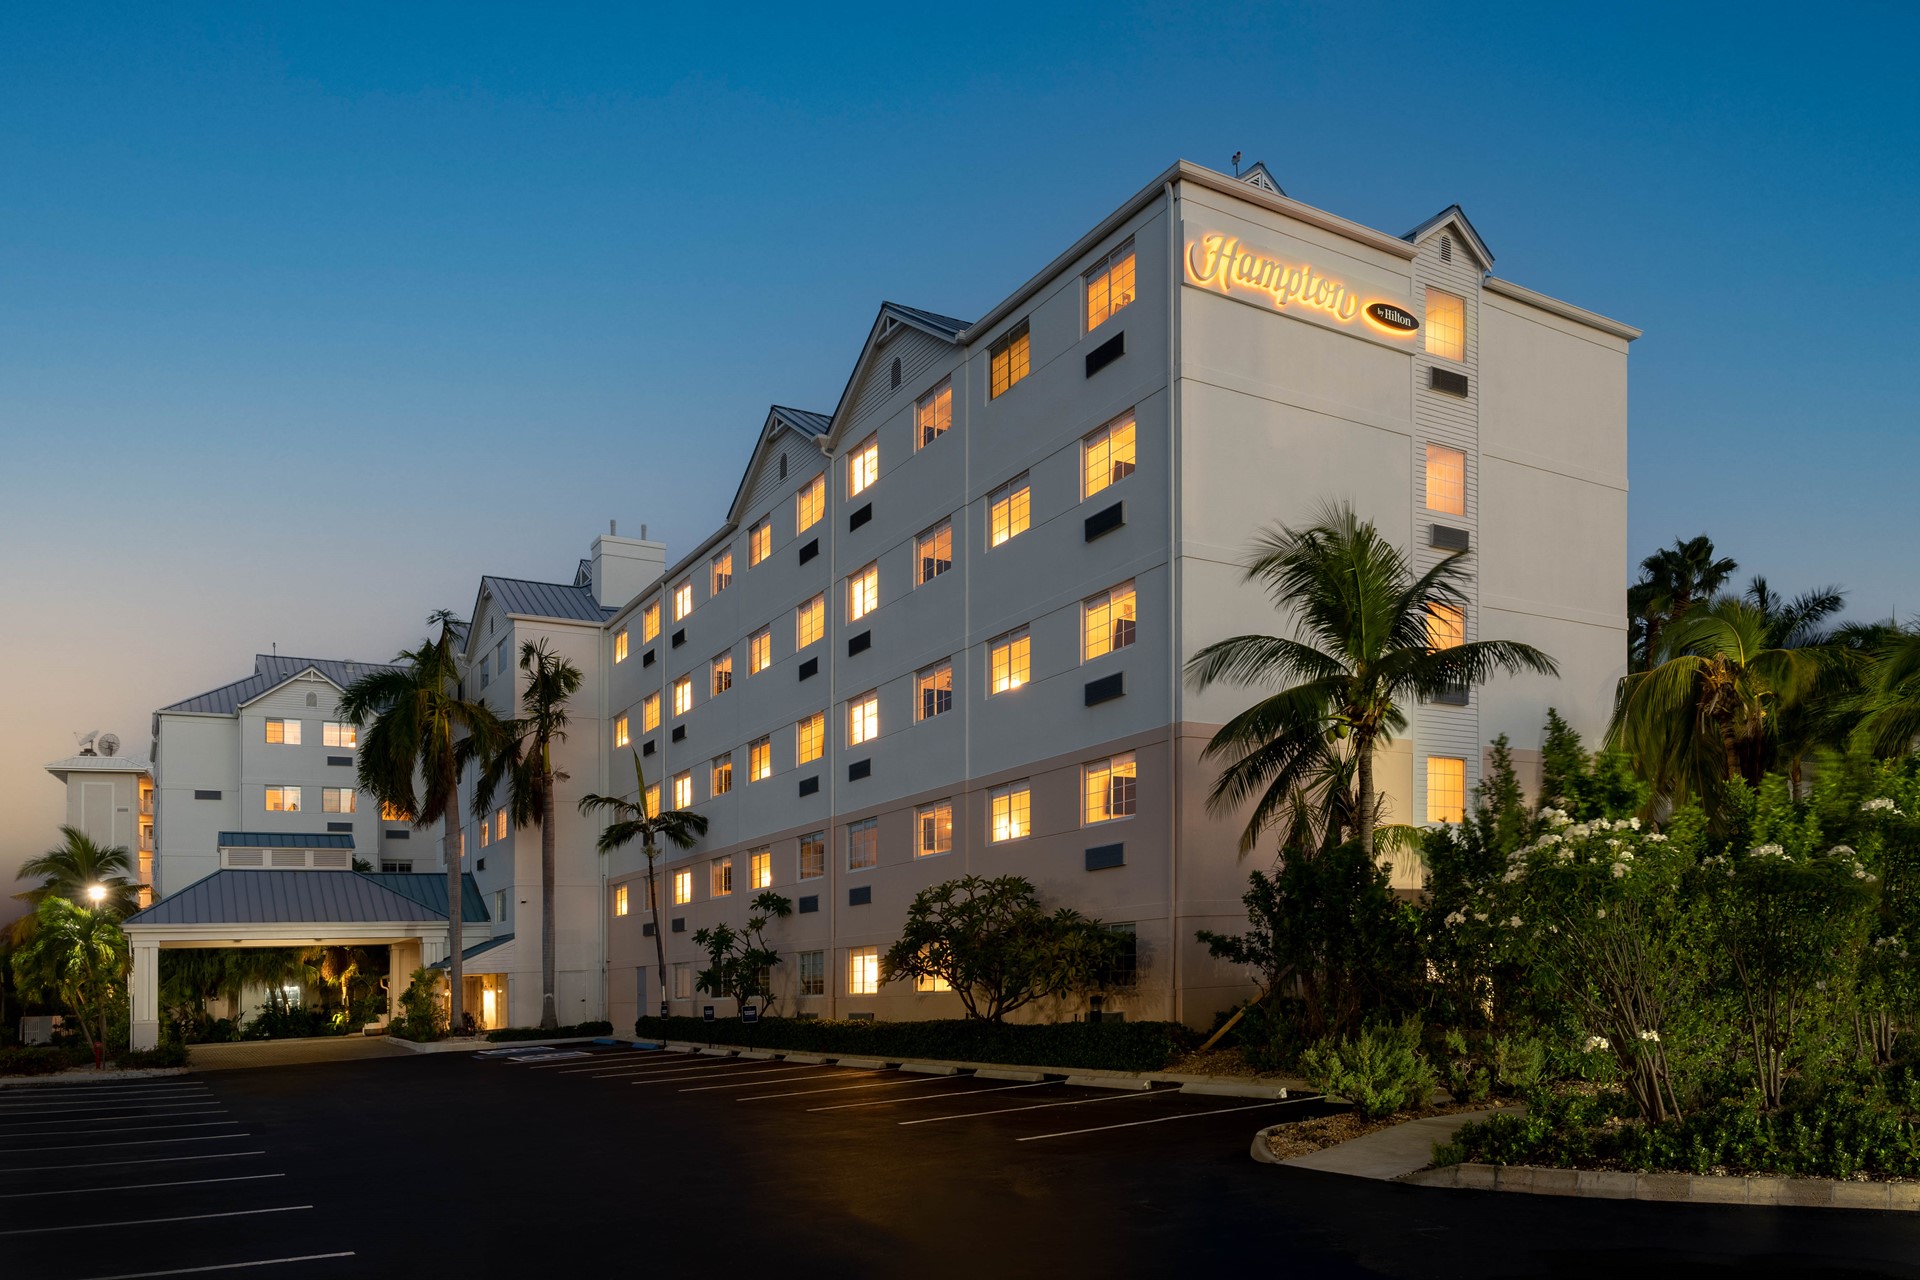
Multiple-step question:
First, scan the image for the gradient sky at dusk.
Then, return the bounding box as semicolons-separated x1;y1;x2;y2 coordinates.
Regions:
3;3;1916;901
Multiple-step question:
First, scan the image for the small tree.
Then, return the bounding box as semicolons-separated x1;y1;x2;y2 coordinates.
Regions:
881;875;1131;1022
693;892;793;1014
11;897;127;1067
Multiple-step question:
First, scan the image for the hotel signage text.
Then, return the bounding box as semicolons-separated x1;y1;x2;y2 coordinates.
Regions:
1185;231;1420;341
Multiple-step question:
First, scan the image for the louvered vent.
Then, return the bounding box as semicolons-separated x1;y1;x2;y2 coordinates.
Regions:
271;849;306;868
313;850;351;869
890;357;902;389
1441;235;1453;263
227;850;264;867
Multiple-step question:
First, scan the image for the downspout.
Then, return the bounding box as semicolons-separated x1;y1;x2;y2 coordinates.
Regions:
596;623;609;1025
1164;180;1184;1026
820;434;840;1020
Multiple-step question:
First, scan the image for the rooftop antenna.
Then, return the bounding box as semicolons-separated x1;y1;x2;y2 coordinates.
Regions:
99;733;121;758
1232;150;1242;176
75;730;99;756
610;519;617;535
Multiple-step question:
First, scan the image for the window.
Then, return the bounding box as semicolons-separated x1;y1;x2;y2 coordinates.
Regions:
1085;237;1137;331
1083;412;1137;498
381;860;413;874
381;802;409;822
672;962;693;999
916;380;952;448
614;629;629;664
846;818;878;871
917;802;953;857
1425;288;1466;362
711;551;733;595
988;474;1030;547
848;434;879;497
265;786;302;813
264;719;301;745
496;637;509;673
614;884;629;917
848;947;880;996
1083;581;1137;660
673;580;693;622
673;772;693;811
748;520;772;567
749;627;772;675
848;691;879;746
848;563;879;621
322;788;356;814
796;594;826;649
642;601;661;642
917;660;953;721
1084;752;1137;825
749;737;772;782
989;320;1030;398
916;967;953;993
711;856;734;897
749;848;772;890
799;950;825;996
322;722;357;748
1427;756;1467;824
479;656;491;690
495;809;507;840
1427;603;1465;651
1425;444;1466;516
711;652;733;695
797;712;825;764
797;473;826;533
645;783;661;817
673;676;693;717
799;831;826;880
990;781;1031;842
495;889;507;922
642;693;661;732
614;715;630;748
917;521;952;584
673;866;693;905
479;818;490;849
711;754;733;797
989;627;1031;695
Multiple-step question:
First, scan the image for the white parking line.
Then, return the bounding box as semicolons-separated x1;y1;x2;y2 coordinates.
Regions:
525;1050;658;1069
79;1253;357;1280
0;1150;267;1174
0;1083;206;1097
0;1121;239;1140
0;1101;214;1118
0;1106;227;1129
898;1089;1166;1126
811;1080;1050;1112
1014;1097;1307;1141
585;1059;745;1079
736;1074;928;1101
0;1087;208;1106
631;1065;806;1087
676;1068;845;1092
803;1076;976;1111
0;1203;311;1236
2;1133;250;1154
0;1172;286;1199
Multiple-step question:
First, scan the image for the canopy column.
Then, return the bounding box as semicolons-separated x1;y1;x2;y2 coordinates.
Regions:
130;943;160;1050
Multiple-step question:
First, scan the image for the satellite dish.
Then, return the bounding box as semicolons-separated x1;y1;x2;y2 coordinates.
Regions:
99;733;121;758
76;730;98;756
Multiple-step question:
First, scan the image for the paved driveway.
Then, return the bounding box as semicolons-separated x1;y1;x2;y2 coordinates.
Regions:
189;1035;411;1070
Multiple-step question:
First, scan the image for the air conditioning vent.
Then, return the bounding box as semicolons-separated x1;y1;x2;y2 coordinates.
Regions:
848;886;871;906
671;725;686;743
1084;501;1124;542
1085;330;1125;378
799;895;820;914
1085;672;1125;706
642;740;656;757
848;759;871;781
798;538;819;564
671;629;685;648
847;631;871;656
1429;367;1470;397
1085;843;1125;872
798;776;819;797
798;657;819;681
848;503;872;532
1430;524;1470;552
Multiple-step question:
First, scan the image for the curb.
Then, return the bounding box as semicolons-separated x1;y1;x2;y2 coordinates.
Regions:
975;1068;1047;1082
0;1066;191;1088
1064;1073;1154;1091
1402;1162;1920;1210
1250;1123;1286;1164
901;1062;959;1075
1182;1081;1288;1100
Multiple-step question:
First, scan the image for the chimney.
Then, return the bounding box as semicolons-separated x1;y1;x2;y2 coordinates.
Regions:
589;528;667;611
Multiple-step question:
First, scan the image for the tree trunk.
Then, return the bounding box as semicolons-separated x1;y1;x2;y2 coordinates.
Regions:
445;755;464;1035
648;843;669;1019
1356;744;1375;860
539;760;558;1031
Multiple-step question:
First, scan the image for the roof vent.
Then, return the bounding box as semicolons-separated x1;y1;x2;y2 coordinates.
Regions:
890;357;902;390
1441;235;1453;263
779;454;788;480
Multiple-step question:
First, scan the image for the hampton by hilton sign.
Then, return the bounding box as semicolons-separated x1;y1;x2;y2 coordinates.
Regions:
1185;231;1421;341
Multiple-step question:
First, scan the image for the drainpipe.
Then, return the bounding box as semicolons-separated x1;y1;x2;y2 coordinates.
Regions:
821;434;840;1020
1164;179;1184;1026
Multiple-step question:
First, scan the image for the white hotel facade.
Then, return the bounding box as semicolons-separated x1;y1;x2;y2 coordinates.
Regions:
115;158;1634;1043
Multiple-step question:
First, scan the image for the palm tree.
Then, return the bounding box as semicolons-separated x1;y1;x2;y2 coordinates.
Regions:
340;610;503;1035
474;640;584;1031
1186;503;1558;859
11;827;141;930
11;897;127;1068
1850;627;1920;759
1628;536;1738;671
578;752;708;1019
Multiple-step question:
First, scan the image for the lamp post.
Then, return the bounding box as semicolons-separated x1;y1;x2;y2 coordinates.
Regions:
86;884;107;906
84;885;108;1068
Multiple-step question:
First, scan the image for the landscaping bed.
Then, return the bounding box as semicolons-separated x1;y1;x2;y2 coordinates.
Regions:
0;1043;189;1077
633;1015;1194;1072
1266;1100;1492;1162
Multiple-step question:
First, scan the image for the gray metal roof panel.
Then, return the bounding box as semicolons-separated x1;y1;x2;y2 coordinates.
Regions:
881;302;972;339
217;832;356;850
159;655;402;716
770;405;833;437
430;931;515;968
123;870;447;926
376;872;491;924
480;576;616;624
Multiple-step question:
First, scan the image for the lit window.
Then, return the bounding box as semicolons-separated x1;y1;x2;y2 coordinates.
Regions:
1427;603;1465;651
1083;412;1137;499
1425;444;1465;516
614;629;629;664
642;693;660;732
989;474;1030;547
990;782;1031;843
1425;288;1466;362
917;380;952;448
672;772;693;811
264;719;301;745
711;856;733;896
614;884;629;917
799;831;826;880
848;435;879;498
1085;237;1137;331
1083;581;1137;661
989;320;1030;399
322;788;356;814
748;520;772;567
847;818;878;870
672;962;693;998
265;786;301;812
645;783;661;817
479;819;489;849
673;580;694;622
749;848;772;889
749;737;772;782
917;660;953;721
916;964;953;993
848;946;880;995
711;652;733;696
848;691;879;746
848;563;879;622
749;627;772;675
614;715;630;748
797;473;826;533
796;594;825;649
642;601;661;642
381;802;409;822
989;627;1031;695
673;676;693;717
917;802;953;857
495;809;507;840
711;754;733;797
917;521;952;584
322;722;357;749
797;712;826;764
1427;757;1467;824
706;552;732;598
1084;752;1137;825
799;950;825;996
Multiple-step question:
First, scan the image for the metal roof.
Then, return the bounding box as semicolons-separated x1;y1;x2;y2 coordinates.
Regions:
479;575;615;625
1402;203;1495;269
45;754;151;778
159;654;402;716
376;872;492;924
430;931;515;969
770;405;832;437
218;832;356;850
881;301;972;340
125;870;446;926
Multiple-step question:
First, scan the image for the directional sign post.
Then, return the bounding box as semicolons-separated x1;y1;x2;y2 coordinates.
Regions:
703;1005;715;1049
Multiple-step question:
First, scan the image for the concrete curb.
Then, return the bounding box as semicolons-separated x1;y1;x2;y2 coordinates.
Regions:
1404;1162;1920;1210
901;1062;958;1075
1250;1123;1286;1164
0;1066;192;1088
1182;1081;1288;1100
833;1057;896;1070
975;1068;1046;1082
1064;1074;1154;1090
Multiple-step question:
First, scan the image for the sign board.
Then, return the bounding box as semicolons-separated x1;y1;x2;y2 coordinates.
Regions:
702;1005;716;1022
1183;226;1422;349
741;1004;760;1024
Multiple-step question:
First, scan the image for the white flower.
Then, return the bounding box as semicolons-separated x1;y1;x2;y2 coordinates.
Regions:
1443;910;1465;929
1583;1035;1610;1053
1472;912;1488;923
1638;1029;1660;1043
1610;862;1628;878
1862;797;1903;815
1646;833;1668;844
1597;908;1607;919
1829;845;1856;857
1506;916;1523;929
1536;833;1562;848
1568;824;1592;840
1629;817;1642;831
1750;842;1786;860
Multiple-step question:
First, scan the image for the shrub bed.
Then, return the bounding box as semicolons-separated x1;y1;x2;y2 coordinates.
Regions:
632;1016;1193;1072
484;1021;615;1043
0;1045;89;1076
114;1044;190;1070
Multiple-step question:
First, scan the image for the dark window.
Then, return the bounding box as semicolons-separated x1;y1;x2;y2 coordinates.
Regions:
194;789;222;800
327;821;352;833
327;755;352;767
848;885;872;906
1085;330;1126;377
476;857;486;871
1435;685;1470;706
1084;501;1125;541
848;759;871;781
1085;843;1126;871
384;829;410;839
1085;672;1125;706
799;895;819;914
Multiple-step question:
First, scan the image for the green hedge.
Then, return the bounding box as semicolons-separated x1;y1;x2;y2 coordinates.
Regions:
632;1016;1193;1073
484;1020;615;1043
0;1046;87;1076
115;1044;190;1070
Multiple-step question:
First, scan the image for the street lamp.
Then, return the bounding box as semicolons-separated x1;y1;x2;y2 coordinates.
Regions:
86;884;106;905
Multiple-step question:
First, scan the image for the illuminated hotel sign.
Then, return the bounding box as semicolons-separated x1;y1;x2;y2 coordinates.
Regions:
1185;231;1419;341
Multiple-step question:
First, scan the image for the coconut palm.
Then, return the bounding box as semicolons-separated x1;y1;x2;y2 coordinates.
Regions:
578;752;708;1018
340;610;504;1034
1186;502;1558;859
474;640;584;1031
1628;536;1738;671
11;897;127;1068
11;826;142;928
1850;628;1920;759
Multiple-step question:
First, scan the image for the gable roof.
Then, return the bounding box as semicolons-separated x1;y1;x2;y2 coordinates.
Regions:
1238;161;1284;195
1403;204;1494;269
723;405;835;525
160;655;401;716
471;575;615;641
821;301;975;451
123;869;488;927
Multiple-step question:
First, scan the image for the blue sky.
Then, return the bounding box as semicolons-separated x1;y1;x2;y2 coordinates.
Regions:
3;2;1915;888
